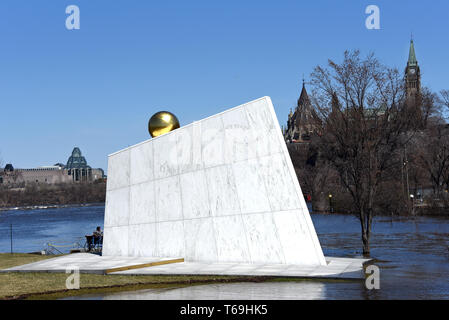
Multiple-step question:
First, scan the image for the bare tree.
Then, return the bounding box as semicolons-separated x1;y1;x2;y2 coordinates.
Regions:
416;123;449;196
421;87;441;128
289;142;336;211
441;90;449;117
441;90;449;106
309;50;423;255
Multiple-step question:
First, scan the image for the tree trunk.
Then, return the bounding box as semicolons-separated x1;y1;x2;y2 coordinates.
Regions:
360;208;371;256
362;230;370;256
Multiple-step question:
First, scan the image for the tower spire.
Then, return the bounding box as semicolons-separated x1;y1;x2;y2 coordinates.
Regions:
408;38;417;66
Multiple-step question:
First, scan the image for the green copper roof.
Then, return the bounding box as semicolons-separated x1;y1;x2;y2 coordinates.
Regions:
408;39;417;66
66;147;90;169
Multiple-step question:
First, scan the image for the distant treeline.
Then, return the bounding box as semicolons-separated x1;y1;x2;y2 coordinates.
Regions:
0;181;106;208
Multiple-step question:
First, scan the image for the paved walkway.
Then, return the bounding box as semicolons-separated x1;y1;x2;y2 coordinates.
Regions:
1;253;370;279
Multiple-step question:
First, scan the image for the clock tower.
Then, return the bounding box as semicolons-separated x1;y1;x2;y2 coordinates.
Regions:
405;39;421;106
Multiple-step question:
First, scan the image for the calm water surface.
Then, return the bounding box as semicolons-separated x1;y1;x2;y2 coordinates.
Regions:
0;205;448;299
0;205;104;253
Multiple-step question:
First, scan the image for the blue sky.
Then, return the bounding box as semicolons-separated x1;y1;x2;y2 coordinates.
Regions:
0;0;448;172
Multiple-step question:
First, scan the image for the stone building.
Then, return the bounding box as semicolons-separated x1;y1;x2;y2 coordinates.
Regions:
0;147;104;186
283;81;322;144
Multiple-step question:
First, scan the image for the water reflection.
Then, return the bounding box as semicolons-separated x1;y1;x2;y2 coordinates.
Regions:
63;282;330;300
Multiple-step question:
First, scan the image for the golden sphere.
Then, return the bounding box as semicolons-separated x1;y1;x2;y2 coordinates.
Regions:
148;111;180;138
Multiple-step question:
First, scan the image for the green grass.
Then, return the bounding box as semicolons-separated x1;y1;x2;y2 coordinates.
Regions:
0;253;61;270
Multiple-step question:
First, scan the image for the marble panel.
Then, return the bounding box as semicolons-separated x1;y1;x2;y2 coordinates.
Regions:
222;107;256;163
213;215;250;263
130;141;154;185
258;153;301;211
179;170;211;219
128;223;157;257
201;115;225;168
273;210;325;265
107;149;130;191
129;181;156;225
104;187;129;227
155;176;183;222
183;217;218;262
153;131;178;179
241;212;284;264
177;122;203;173
232;158;271;214
244;98;282;158
102;226;129;256
204;164;241;217
156;221;185;257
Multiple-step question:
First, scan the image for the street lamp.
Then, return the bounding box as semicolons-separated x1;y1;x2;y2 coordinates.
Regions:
328;194;333;213
410;194;414;215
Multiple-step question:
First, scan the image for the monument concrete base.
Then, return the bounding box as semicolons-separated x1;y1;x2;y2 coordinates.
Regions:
1;253;371;279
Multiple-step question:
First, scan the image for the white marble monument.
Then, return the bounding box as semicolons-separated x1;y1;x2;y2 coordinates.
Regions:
103;97;327;266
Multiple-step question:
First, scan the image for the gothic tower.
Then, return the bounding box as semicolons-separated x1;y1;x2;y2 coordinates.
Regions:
405;38;421;107
284;81;322;143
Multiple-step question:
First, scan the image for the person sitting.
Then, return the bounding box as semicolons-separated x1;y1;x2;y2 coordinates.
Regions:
93;226;103;238
93;226;103;248
85;227;103;251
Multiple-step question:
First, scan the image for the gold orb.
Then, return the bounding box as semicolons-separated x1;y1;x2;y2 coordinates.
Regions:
148;111;180;138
